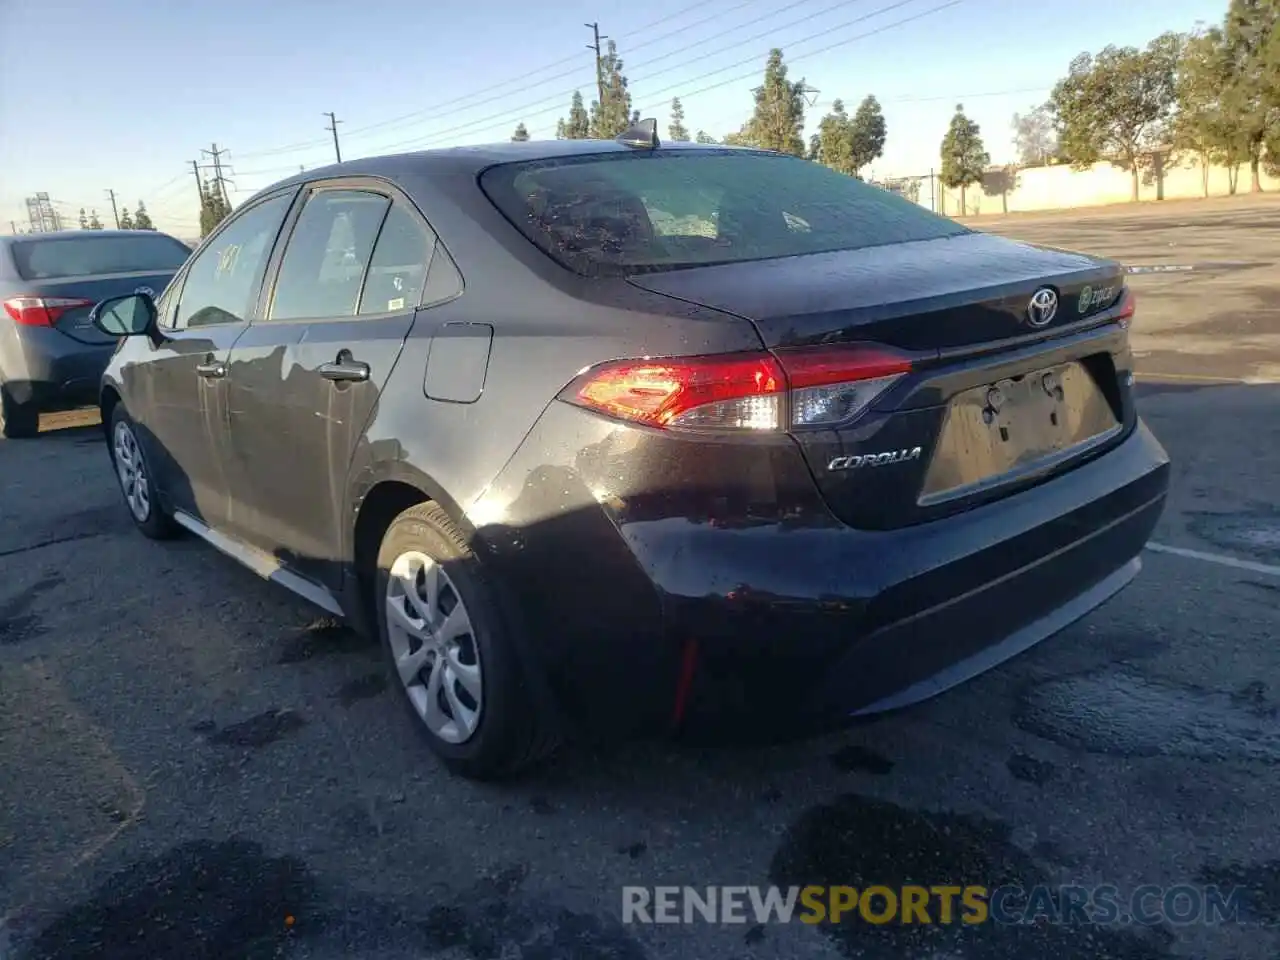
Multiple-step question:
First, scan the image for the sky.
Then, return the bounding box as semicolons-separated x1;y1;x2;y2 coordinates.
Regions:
1;0;1228;239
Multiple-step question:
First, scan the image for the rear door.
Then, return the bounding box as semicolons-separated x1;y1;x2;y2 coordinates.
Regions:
133;192;295;526
223;182;444;588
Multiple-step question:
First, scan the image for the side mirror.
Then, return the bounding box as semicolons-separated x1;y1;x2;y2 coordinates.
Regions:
91;293;157;338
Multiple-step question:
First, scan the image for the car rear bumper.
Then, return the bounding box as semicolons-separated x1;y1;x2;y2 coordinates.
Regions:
0;325;113;407
475;403;1169;741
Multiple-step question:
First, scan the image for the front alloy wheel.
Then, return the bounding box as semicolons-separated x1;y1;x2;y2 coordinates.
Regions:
113;420;152;523
108;406;177;540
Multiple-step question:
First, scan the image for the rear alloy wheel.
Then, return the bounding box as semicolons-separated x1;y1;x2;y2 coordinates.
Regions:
375;502;555;779
109;406;177;539
0;384;39;439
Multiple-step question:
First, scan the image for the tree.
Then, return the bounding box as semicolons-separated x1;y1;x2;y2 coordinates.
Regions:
78;207;89;229
133;201;155;230
668;98;690;142
1175;29;1245;194
1221;0;1280;190
88;210;104;230
1049;34;1182;201
589;41;633;139
744;48;806;155
199;180;229;238
848;95;887;176
815;100;855;173
118;206;135;230
557;91;591;140
512;122;530;142
695;130;718;144
939;103;990;215
1011;104;1058;166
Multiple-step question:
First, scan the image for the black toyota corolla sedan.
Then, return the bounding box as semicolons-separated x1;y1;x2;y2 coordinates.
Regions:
91;123;1169;779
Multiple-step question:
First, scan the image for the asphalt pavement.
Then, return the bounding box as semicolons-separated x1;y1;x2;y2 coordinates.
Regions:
2;195;1279;960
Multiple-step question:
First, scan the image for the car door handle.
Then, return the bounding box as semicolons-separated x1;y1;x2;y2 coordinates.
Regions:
318;359;370;383
196;360;226;379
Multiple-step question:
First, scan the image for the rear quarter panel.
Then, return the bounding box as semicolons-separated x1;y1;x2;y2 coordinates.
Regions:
348;166;765;535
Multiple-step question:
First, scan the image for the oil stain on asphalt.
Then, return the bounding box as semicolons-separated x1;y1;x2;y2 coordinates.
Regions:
1014;668;1280;762
0;573;61;645
277;617;377;664
1197;860;1280;925
1186;508;1280;563
337;671;389;707
18;839;648;960
204;709;307;748
770;794;1173;959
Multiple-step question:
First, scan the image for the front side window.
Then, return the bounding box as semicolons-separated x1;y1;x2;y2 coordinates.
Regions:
270;190;390;320
357;203;436;316
480;151;969;277
176;193;292;328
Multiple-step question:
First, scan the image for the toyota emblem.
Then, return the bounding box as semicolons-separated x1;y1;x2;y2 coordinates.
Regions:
1027;288;1058;327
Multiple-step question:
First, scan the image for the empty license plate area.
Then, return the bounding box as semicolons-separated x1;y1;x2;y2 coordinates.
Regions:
919;361;1120;504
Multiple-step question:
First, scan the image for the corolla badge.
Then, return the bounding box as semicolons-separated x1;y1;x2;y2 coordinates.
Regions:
828;447;923;471
1026;287;1058;327
134;286;156;298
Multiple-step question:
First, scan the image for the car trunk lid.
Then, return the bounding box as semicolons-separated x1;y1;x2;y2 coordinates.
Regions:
628;232;1134;529
10;272;176;345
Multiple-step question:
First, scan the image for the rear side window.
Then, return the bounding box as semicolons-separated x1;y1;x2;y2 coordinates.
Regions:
271;190;390;320
12;234;191;280
358;203;436;316
480;151;968;277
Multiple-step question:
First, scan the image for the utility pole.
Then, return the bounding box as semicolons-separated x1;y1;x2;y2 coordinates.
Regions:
201;143;233;209
192;159;205;207
8;220;16;234
585;22;607;109
323;112;343;163
105;189;120;229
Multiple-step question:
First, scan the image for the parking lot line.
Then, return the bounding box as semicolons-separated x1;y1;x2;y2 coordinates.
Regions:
1145;541;1280;577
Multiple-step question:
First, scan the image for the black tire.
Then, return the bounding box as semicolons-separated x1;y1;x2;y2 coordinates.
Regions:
108;405;179;540
0;383;39;439
375;501;557;780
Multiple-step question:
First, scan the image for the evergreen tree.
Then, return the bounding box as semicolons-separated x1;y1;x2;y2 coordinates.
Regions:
816;100;854;173
589;41;633;139
744;49;806;155
199;180;230;238
133;201;155;230
88;210;104;230
668;98;690;141
118;207;135;230
512;122;530;142
847;95;887;176
695;130;718;144
558;91;591;139
78;208;89;229
939;104;990;214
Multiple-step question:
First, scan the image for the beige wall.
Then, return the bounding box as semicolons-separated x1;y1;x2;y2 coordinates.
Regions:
933;154;1280;216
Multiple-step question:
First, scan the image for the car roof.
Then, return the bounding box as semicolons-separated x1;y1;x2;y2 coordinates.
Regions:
245;139;757;202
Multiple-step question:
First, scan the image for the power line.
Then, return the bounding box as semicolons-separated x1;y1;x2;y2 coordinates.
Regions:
349;0;854;155
233;1;743;159
368;0;949;154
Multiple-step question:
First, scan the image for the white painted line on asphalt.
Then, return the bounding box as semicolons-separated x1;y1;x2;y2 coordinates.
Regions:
1145;541;1280;577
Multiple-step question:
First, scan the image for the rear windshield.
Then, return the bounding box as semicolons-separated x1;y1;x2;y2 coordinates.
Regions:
12;234;191;280
480;150;968;276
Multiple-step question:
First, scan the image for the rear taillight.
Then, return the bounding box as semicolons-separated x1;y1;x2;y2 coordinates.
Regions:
2;296;94;327
563;344;913;433
1115;288;1135;328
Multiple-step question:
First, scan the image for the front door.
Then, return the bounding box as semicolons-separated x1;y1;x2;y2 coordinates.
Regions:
224;186;440;589
136;191;295;527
